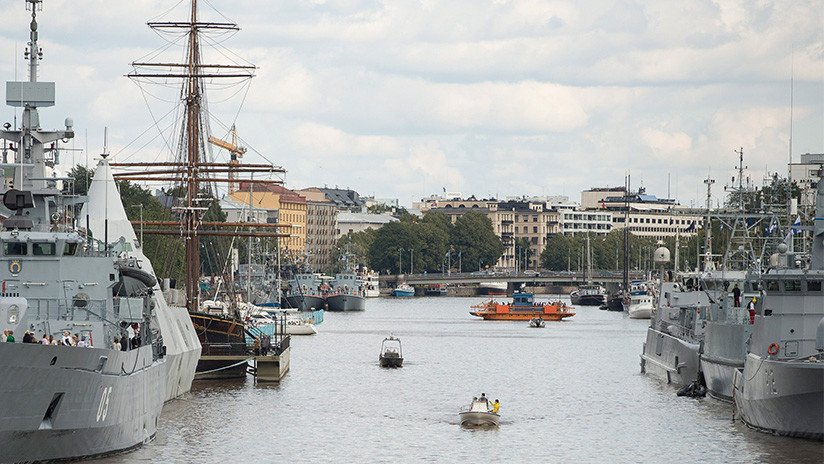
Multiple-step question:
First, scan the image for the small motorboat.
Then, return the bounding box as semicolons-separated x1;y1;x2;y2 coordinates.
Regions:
529;317;545;328
459;396;500;427
379;336;403;368
392;283;415;297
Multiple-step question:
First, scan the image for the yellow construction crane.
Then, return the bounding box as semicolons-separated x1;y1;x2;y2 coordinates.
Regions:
208;125;247;194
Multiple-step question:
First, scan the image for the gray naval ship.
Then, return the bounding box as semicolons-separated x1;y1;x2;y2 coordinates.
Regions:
0;2;200;461
733;173;824;440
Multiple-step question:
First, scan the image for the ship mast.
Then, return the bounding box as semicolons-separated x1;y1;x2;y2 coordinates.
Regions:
126;0;286;311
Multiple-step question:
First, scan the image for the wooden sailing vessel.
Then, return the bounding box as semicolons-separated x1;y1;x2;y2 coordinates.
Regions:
116;1;289;377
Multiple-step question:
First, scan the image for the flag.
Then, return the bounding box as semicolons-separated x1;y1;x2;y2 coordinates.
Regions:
684;221;696;233
784;216;802;244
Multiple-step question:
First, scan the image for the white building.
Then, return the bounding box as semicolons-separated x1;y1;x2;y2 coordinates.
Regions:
336;212;398;238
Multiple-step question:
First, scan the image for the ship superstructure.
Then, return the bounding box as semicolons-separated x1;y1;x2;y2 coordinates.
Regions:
0;2;191;460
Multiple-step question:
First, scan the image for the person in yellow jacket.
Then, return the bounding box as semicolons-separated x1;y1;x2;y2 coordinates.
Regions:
491;399;500;414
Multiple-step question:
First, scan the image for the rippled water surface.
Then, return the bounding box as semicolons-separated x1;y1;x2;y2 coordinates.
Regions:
95;296;823;463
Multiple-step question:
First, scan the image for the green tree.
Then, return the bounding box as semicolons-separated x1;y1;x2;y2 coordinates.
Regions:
450;212;504;272
368;221;417;274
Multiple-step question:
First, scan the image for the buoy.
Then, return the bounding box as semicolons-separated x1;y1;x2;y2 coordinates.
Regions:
767;342;779;355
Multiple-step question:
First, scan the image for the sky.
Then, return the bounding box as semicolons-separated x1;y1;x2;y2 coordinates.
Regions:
0;0;822;208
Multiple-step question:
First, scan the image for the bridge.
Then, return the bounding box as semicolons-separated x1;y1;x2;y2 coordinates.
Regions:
378;270;647;287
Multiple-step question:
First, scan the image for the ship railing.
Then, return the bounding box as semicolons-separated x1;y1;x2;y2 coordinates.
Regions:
24;296;147;325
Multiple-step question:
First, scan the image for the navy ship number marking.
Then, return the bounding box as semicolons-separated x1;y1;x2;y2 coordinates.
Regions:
96;386;112;422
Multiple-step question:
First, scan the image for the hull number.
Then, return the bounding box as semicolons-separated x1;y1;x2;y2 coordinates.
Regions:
96;386;112;422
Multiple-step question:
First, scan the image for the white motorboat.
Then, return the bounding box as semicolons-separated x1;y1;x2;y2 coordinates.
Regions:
459;397;500;426
627;294;654;319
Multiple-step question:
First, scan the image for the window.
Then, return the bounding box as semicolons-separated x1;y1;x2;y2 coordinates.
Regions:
765;280;779;292
33;242;56;256
63;242;78;256
808;281;822;292
533;226;538;233
3;242;27;256
784;280;802;292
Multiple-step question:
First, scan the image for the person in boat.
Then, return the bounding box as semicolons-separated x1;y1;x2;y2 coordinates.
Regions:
732;284;741;307
479;393;488;409
491;399;500;414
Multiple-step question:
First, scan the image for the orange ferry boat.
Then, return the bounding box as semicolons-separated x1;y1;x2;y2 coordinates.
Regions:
470;292;575;321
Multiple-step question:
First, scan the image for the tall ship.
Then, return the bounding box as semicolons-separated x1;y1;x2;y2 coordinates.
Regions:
0;2;197;460
112;0;288;379
732;172;824;440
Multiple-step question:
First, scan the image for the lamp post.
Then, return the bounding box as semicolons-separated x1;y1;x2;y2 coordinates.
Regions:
398;248;403;275
410;249;414;274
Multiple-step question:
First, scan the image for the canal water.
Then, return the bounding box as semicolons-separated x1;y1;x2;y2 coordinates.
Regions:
95;296;823;463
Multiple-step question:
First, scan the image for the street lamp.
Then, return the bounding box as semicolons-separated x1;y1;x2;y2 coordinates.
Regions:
398;248;403;275
410;248;414;274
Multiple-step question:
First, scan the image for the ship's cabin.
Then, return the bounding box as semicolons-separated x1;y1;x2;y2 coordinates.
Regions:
0;232;84;258
512;292;535;306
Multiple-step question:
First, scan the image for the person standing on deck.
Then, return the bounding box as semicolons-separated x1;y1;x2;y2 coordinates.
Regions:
732;284;741;307
491;399;500;414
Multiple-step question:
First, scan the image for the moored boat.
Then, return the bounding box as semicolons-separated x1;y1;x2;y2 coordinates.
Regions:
470;292;575;321
425;283;449;296
478;281;507;295
326;273;366;311
392;283;415;297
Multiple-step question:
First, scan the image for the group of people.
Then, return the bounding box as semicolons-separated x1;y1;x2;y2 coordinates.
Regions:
2;329;92;347
476;393;501;414
2;322;144;351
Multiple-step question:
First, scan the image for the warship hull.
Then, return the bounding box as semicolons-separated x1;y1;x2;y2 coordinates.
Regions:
733;353;824;440
326;294;366;311
701;321;748;402
284;295;326;311
0;343;165;463
640;327;701;386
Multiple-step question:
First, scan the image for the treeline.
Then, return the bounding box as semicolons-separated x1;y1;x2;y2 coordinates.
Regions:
334;211;504;274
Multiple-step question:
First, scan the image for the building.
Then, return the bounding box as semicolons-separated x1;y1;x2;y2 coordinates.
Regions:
789;153;824;207
497;200;560;270
581;187;701;240
218;196;272;224
558;210;614;236
316;187;366;212
231;183;307;262
296;189;338;272
336;212;398;237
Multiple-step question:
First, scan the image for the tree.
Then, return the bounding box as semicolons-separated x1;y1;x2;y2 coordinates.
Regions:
368;221;417;274
450;212;504;272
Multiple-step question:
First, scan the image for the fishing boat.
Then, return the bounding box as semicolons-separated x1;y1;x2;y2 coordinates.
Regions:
379;337;403;368
459;397;500;426
478;281;508;295
392;283;415;297
529;317;546;328
470;292;575;321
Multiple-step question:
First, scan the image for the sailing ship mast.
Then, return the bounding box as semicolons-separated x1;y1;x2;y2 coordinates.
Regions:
120;0;288;311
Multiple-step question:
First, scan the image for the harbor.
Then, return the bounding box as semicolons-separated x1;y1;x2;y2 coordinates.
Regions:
0;0;822;462
92;296;822;463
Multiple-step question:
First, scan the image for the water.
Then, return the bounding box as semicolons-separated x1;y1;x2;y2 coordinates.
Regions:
95;296;823;463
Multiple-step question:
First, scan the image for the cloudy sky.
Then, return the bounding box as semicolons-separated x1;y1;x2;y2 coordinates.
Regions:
0;0;821;207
